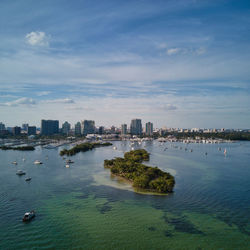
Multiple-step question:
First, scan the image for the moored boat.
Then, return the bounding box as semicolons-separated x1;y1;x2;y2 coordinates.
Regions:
25;177;32;181
34;160;43;164
22;211;35;222
16;170;26;176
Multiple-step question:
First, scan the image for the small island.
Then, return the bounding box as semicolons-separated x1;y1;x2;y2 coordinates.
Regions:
0;145;35;151
60;142;112;156
104;149;175;194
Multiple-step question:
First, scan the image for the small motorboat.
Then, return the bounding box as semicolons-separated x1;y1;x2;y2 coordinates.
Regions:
65;164;70;168
22;211;35;222
113;146;117;150
25;177;32;181
16;170;26;176
66;159;74;164
12;161;18;165
34;160;43;164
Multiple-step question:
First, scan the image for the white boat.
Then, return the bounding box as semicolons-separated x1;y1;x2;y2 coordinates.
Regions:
224;149;227;155
113;146;117;150
34;160;43;164
65;164;70;168
12;161;18;165
16;170;26;176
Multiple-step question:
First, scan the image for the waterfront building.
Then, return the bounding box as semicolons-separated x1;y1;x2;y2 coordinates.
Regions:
98;126;104;135
130;119;142;135
121;124;127;135
75;122;81;135
41;120;59;135
81;120;95;135
145;122;153;136
28;126;36;135
13;126;21;135
62;121;71;135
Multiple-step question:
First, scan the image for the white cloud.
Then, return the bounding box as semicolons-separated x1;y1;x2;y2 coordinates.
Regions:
161;104;178;111
36;91;51;96
0;97;36;107
167;48;181;55
25;31;50;46
43;98;74;104
195;47;206;55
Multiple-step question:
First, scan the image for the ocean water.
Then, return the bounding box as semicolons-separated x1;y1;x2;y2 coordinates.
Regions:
0;141;249;249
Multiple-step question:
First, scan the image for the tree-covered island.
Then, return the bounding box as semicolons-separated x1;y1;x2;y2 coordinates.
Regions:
60;142;112;156
0;145;35;151
104;149;175;194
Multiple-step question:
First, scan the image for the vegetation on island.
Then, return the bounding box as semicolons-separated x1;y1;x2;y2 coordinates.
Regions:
104;149;175;193
60;142;112;156
159;132;250;141
0;145;35;151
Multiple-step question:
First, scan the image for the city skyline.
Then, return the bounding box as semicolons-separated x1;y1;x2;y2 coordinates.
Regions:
0;0;250;128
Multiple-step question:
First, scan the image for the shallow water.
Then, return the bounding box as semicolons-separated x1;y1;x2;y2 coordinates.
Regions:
0;141;249;249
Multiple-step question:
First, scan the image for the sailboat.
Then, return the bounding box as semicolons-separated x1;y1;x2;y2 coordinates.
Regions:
224;148;227;156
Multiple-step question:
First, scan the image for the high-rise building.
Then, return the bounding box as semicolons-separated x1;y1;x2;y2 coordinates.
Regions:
13;126;21;135
22;123;29;132
121;124;127;135
130;119;142;135
75;122;81;135
98;126;104;135
110;126;116;134
0;122;5;131
81;120;95;135
28;126;36;135
41;120;59;135
62;121;71;135
145;122;153;136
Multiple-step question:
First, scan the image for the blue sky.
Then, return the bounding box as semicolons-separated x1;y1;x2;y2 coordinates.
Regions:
0;0;250;128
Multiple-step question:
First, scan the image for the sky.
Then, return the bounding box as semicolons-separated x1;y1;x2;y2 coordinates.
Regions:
0;0;250;129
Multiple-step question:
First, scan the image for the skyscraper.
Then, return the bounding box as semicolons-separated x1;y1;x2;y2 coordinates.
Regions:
98;126;104;135
22;123;29;132
75;122;81;136
81;120;95;135
41;120;59;135
0;122;5;131
121;124;127;135
145;122;153;136
13;126;21;135
28;126;36;135
130;119;142;135
62;121;71;135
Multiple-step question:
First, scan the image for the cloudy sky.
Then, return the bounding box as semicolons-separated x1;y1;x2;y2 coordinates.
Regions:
0;0;250;128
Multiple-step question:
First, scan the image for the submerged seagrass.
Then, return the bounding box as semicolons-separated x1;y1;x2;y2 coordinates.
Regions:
104;149;175;193
60;142;112;156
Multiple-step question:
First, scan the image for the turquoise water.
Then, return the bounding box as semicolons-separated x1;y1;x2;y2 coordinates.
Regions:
0;141;249;249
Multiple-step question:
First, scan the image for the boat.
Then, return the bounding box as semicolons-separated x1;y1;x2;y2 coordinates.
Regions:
65;164;70;168
22;211;35;222
113;146;117;150
66;159;74;164
34;160;42;164
224;149;227;156
12;161;18;165
22;158;26;161
25;177;32;181
16;170;26;176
